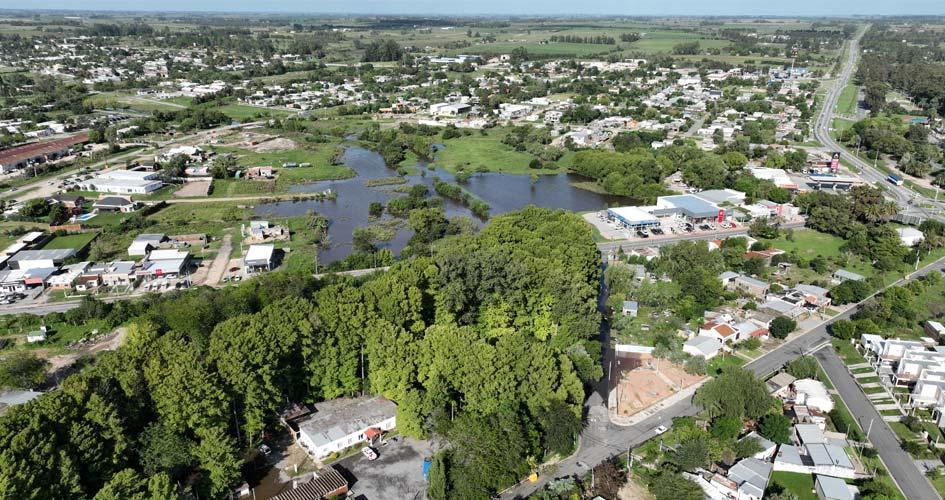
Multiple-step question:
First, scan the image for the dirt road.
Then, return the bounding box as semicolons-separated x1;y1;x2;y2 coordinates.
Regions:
205;234;234;287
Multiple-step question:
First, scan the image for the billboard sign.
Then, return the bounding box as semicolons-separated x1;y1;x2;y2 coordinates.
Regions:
830;151;841;172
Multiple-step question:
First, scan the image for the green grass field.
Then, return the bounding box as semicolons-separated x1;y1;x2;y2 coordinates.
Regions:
215;104;295;121
832;339;866;365
707;354;744;376
434;128;562;174
769;471;816;500
42;232;97;251
836;82;859;115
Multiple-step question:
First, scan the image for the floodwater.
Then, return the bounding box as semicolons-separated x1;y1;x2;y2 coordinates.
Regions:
255;145;627;263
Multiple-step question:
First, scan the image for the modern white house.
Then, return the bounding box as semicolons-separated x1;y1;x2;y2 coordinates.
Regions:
295;396;397;460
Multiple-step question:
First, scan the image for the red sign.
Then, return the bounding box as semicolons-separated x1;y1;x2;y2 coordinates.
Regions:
717;209;725;223
830;151;841;171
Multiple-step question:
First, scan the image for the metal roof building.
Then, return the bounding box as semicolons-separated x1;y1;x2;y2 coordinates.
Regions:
654;194;722;220
606;206;661;228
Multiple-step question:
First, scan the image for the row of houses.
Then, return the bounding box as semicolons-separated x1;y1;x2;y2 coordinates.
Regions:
860;334;945;428
691;375;860;500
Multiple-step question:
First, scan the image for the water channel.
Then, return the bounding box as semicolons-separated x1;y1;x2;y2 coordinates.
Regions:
255;145;628;263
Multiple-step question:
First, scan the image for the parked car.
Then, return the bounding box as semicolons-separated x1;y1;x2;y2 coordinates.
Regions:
361;446;378;461
655;425;668;435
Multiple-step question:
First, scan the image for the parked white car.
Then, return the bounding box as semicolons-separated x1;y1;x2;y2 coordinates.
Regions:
361;446;378;460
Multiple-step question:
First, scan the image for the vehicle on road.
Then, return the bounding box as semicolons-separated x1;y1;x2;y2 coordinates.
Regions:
887;175;904;186
655;425;668;435
361;446;378;460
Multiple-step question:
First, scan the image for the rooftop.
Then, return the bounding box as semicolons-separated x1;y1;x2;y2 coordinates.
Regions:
299;396;397;449
0;132;89;166
8;249;75;262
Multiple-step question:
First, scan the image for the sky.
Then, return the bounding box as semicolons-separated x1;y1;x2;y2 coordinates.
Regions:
5;0;944;16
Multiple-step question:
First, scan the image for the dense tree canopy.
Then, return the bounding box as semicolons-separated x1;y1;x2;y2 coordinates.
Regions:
0;207;601;499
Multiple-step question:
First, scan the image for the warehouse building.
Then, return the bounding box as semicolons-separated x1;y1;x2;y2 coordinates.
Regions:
0;132;89;174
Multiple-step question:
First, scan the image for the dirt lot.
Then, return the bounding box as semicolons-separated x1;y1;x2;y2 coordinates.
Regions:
252;137;297;153
612;353;705;417
173;180;211;197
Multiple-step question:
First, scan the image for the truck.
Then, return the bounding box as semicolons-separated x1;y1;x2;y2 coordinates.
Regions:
887;175;904;186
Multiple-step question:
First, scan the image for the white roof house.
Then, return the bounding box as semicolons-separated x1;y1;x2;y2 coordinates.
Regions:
793;379;834;413
897;227;925;247
128;234;167;256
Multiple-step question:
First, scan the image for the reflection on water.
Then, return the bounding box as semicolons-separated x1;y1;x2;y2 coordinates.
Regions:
255;146;627;264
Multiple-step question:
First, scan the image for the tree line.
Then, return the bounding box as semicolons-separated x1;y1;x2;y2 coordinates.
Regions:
548;35;616;45
0;207;602;499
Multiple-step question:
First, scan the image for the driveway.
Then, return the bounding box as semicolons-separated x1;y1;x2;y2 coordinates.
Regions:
204;234;233;287
816;348;939;500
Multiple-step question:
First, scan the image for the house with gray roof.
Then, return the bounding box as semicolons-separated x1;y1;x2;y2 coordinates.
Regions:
683;335;721;360
815;474;857;500
832;269;865;284
295;396;397;460
727;457;772;500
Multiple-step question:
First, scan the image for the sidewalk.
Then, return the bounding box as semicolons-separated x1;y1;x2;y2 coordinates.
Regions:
609;378;707;427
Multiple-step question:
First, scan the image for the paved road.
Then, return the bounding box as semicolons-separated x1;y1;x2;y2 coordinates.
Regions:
502;251;945;499
596;221;806;253
3;121;265;203
816;348;940;500
812;26;939;220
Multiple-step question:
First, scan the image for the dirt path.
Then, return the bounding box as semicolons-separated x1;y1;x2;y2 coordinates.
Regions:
46;326;128;373
205;234;233;287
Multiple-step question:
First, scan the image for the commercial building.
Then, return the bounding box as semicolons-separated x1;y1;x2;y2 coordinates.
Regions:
295;396;397;459
81;176;163;195
653;194;725;222
244;244;275;274
6;249;75;271
0;132;89;173
605;206;661;229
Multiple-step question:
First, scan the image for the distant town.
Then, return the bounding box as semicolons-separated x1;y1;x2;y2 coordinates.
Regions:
0;11;944;500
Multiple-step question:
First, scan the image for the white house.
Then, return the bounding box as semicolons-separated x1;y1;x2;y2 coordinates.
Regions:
897;227;925;247
128;234;167;256
296;396;397;459
793;379;834;414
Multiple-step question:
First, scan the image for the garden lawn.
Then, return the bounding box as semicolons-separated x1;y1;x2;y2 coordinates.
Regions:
707;354;744;376
761;229;844;256
769;471;816;500
831;339;866;365
42;232;97;251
